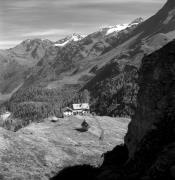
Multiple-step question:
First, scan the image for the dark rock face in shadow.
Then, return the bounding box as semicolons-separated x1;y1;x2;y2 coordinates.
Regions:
100;144;128;168
50;145;128;180
50;165;98;180
124;39;175;179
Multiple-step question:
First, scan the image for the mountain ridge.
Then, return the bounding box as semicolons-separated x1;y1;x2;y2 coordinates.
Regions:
0;17;143;103
1;0;175;119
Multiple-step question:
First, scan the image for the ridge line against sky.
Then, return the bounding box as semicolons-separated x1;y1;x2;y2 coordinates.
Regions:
0;0;166;49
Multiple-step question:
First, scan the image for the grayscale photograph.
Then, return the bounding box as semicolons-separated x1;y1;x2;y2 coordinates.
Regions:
0;0;174;179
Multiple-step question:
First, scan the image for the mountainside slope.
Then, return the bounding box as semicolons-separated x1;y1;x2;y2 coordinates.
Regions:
0;19;142;105
83;0;175;116
2;0;175;119
2;18;142;117
19;18;142;90
0;39;55;101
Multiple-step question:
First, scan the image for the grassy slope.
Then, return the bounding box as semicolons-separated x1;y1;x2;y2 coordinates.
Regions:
0;115;130;180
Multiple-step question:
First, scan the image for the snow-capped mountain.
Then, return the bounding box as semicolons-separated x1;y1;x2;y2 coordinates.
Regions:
0;17;144;101
100;17;143;36
15;17;144;91
128;17;143;26
105;24;129;35
54;33;85;47
1;1;175;180
15;0;175;117
2;0;175;108
54;18;143;48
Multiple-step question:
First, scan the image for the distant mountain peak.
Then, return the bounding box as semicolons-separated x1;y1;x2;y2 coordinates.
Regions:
100;17;143;36
21;38;52;45
54;33;85;47
69;33;86;41
129;17;144;25
104;24;129;35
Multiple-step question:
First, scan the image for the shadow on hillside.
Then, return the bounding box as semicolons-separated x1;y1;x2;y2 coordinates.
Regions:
75;128;88;132
51;165;98;180
50;145;128;180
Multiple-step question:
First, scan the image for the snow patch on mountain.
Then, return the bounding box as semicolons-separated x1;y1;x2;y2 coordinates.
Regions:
103;18;143;36
55;40;70;47
106;24;129;35
54;33;85;47
129;17;143;26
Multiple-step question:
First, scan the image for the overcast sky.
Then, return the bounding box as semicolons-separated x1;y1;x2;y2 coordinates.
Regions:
0;0;166;49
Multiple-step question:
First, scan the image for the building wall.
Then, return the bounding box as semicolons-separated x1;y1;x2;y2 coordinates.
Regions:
73;103;90;110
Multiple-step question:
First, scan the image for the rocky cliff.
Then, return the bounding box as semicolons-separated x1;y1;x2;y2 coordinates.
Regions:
124;39;175;179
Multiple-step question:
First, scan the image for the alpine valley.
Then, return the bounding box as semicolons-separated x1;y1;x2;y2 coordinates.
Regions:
0;0;175;179
1;0;175;119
